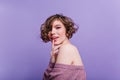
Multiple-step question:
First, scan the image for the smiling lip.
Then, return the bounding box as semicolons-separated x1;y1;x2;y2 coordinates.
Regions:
52;37;59;40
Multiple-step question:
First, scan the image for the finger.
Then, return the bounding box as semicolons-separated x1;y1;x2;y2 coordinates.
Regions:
52;40;54;50
54;49;59;54
54;45;61;50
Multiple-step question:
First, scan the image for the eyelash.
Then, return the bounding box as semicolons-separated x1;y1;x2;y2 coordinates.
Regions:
56;27;61;29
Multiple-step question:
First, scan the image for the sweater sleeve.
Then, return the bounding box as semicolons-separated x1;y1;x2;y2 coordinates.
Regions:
43;62;55;80
43;63;86;80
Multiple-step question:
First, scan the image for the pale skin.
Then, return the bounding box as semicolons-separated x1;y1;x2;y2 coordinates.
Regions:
48;20;83;66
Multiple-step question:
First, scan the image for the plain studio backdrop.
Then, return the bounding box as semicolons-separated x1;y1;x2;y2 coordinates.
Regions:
0;0;120;80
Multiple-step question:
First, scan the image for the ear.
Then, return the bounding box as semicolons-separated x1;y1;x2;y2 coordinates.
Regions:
66;33;69;39
48;31;52;40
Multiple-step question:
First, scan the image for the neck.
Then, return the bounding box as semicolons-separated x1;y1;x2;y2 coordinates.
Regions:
61;37;70;45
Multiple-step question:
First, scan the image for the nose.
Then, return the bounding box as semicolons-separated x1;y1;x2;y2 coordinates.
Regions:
51;28;56;35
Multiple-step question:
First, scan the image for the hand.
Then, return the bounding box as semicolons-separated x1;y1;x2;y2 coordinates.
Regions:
50;40;61;63
51;40;61;55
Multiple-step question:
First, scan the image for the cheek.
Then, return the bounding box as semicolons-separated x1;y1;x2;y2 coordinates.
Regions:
59;31;66;37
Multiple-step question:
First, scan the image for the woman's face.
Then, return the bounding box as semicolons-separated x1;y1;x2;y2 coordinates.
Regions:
48;20;68;45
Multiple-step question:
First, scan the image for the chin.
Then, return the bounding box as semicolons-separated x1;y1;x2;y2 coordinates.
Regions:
54;42;60;45
54;41;63;45
54;42;61;45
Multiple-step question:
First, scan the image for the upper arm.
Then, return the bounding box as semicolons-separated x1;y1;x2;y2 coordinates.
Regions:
55;45;76;65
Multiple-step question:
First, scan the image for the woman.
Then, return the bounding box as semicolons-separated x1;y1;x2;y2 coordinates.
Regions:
40;14;86;80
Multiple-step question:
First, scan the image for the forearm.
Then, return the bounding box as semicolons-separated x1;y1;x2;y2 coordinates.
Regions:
50;52;57;64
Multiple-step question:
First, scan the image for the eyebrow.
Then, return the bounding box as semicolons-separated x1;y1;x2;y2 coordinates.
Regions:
54;24;61;27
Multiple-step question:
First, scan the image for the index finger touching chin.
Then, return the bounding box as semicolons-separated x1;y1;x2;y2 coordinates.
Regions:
52;40;54;49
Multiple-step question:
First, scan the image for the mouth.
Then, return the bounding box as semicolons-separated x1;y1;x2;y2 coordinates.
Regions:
51;36;59;41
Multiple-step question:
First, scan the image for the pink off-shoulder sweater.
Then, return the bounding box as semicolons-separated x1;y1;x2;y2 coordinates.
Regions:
43;62;86;80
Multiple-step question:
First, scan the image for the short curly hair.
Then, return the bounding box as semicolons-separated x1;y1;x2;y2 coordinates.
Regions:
40;14;78;43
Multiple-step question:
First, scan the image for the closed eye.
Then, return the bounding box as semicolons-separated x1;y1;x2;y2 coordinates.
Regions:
56;27;61;29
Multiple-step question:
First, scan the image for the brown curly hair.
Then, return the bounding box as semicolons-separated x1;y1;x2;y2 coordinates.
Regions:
40;14;78;43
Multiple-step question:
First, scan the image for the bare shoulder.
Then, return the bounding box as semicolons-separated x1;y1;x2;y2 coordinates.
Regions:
56;44;83;66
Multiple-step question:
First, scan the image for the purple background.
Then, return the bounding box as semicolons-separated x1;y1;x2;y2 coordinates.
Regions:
0;0;120;80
